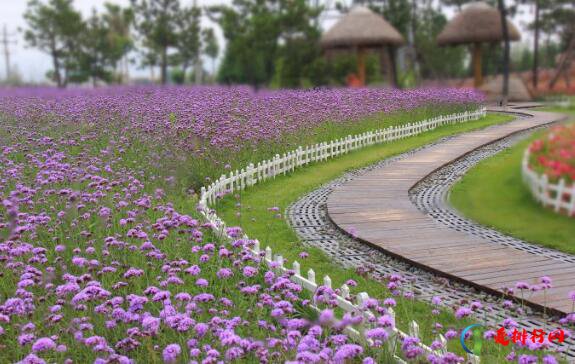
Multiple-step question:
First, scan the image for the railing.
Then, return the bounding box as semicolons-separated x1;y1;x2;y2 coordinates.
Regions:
522;150;575;217
198;107;487;363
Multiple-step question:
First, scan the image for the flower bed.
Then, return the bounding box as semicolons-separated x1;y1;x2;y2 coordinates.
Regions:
522;123;575;217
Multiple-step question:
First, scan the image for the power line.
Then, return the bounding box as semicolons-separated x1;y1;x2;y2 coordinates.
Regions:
1;24;17;81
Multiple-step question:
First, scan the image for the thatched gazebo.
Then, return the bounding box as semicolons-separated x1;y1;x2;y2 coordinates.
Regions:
437;1;520;88
320;6;405;86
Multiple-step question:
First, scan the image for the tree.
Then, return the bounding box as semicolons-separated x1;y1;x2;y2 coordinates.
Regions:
415;6;466;79
202;28;219;76
521;0;552;88
72;6;133;86
539;0;575;89
131;0;181;84
173;6;201;81
497;0;510;104
22;0;84;87
71;10;113;85
209;0;321;88
102;3;134;83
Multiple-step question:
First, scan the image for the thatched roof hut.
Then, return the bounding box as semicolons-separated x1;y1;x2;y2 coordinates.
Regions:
437;2;520;46
437;2;521;88
320;6;405;86
321;6;404;49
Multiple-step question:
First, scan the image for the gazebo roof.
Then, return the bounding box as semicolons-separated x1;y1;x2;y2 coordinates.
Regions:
320;6;405;49
437;2;520;46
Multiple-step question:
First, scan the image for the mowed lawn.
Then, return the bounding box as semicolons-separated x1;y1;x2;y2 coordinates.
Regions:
450;108;575;254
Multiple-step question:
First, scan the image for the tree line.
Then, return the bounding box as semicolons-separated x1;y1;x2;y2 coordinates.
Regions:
22;0;574;89
23;0;218;87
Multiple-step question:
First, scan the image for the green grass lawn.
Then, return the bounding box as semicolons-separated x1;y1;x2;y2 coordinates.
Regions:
450;108;575;255
215;113;517;358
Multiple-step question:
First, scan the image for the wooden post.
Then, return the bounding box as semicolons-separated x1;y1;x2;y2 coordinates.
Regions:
472;43;483;88
357;47;366;86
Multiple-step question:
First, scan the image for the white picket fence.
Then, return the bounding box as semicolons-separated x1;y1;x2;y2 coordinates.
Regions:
199;107;486;207
522;150;575;217
198;108;487;363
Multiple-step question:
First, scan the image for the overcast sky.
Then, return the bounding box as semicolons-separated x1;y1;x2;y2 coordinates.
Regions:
0;0;535;83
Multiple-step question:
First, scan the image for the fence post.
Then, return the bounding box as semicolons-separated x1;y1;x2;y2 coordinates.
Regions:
307;269;316;285
569;184;575;216
274;154;280;178
340;284;350;299
436;334;447;355
253;240;260;254
292;260;301;276
409;320;420;339
275;255;284;270
555;179;566;213
246;163;255;187
541;174;549;206
239;168;245;190
265;246;272;262
468;354;481;364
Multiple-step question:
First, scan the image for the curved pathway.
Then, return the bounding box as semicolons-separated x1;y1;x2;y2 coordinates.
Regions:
326;106;573;315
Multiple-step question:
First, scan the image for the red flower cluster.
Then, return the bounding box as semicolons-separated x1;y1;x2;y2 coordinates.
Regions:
528;123;575;183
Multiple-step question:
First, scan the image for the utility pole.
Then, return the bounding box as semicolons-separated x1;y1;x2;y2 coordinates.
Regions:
1;24;17;81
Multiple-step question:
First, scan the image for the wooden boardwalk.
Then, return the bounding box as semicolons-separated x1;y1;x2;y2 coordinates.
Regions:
326;106;574;315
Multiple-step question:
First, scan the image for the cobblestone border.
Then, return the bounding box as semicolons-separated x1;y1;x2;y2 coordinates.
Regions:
286;118;575;357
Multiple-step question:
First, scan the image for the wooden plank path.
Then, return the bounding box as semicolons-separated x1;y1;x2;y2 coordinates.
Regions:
326;105;574;315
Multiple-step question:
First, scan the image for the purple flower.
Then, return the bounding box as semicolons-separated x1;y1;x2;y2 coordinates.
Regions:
444;329;457;340
383;298;396;307
365;327;389;342
32;337;57;352
318;309;334;325
194;323;209;337
242;266;258;278
333;344;363;363
162;343;181;363
515;281;530;290
195;278;208;287
401;336;424;360
542;355;559;364
455;307;472;319
518;354;538;364
216;268;233;279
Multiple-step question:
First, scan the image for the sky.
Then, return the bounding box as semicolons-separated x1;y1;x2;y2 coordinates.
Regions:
0;0;536;84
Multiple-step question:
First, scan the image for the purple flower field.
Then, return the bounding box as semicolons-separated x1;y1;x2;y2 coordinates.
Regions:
1;86;571;363
0;86;483;150
0;86;483;188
